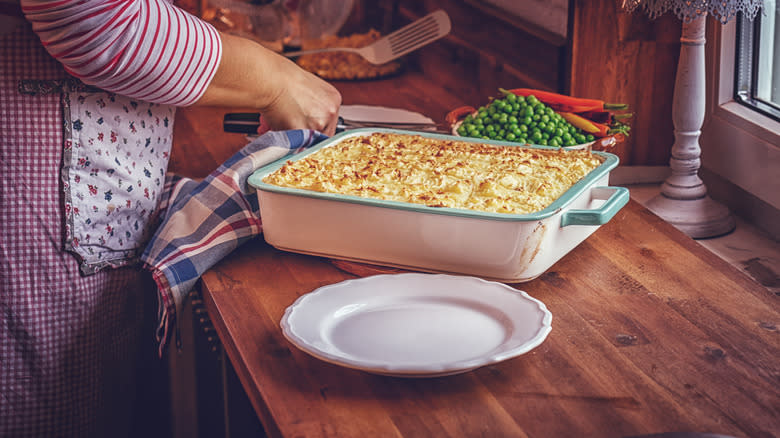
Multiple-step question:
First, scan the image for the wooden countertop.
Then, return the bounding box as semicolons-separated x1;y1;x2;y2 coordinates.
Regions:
172;75;779;438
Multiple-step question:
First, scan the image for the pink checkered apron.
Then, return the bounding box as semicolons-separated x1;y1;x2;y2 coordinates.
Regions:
0;10;166;438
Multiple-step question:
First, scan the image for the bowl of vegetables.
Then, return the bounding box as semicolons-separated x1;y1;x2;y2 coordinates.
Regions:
446;88;631;151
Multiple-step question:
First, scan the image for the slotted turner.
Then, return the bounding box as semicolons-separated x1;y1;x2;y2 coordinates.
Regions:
284;9;451;65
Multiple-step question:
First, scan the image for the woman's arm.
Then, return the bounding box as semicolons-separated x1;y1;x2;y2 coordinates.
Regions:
22;0;221;106
194;31;341;136
22;0;340;134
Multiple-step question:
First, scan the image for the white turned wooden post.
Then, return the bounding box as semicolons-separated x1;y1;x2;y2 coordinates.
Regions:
645;15;736;238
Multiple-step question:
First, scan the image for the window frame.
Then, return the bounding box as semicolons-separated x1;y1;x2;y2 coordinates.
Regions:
734;5;780;121
701;15;780;214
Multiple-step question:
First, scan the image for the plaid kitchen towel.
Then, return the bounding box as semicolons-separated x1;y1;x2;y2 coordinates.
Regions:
141;129;327;355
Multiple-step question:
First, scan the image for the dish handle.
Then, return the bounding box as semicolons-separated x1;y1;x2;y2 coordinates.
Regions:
560;186;629;227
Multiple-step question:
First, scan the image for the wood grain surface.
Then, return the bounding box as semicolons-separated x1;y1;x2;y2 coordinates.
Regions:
568;0;681;166
200;201;779;438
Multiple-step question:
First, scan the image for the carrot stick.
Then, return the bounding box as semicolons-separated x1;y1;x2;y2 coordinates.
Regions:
574;110;613;124
504;88;627;113
445;106;476;125
558;111;611;137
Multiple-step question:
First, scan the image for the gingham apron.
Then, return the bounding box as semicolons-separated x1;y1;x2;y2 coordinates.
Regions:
0;11;165;438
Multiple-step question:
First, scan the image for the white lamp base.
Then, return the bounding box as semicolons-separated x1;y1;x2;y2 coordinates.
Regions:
645;193;735;239
643;15;737;240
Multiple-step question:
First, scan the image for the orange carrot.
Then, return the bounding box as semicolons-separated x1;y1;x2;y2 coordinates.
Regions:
445;106;476;125
558;111;611;137
504;88;627;113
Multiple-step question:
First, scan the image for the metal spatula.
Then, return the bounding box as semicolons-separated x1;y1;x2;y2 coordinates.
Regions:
284;9;451;65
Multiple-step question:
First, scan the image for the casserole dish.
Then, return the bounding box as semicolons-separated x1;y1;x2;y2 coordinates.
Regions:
247;128;628;283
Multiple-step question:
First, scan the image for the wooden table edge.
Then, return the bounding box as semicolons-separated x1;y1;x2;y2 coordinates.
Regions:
200;278;285;438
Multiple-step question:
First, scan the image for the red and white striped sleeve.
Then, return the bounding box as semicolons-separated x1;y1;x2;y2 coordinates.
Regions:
21;0;222;106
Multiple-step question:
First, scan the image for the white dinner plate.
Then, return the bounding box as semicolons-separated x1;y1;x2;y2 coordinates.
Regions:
280;273;552;377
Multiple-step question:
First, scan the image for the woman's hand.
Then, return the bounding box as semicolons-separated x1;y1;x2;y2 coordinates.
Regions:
257;60;342;136
194;31;342;136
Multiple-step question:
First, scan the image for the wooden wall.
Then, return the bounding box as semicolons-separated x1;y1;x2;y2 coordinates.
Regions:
568;0;680;165
386;0;567;107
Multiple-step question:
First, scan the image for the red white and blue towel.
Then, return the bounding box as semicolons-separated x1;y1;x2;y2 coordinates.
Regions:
141;129;327;354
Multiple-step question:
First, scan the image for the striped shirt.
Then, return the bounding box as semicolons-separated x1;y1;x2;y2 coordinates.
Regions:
20;0;222;106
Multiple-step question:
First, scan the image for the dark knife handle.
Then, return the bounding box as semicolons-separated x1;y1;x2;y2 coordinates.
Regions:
223;112;348;134
223;112;262;134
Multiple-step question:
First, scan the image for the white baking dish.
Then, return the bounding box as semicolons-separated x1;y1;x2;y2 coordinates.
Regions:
247;128;628;283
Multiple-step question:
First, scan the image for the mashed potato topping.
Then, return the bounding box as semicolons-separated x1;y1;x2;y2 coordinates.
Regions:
262;132;603;214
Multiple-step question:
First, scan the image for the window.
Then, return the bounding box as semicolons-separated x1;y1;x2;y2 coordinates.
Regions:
700;11;780;236
735;0;780;120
